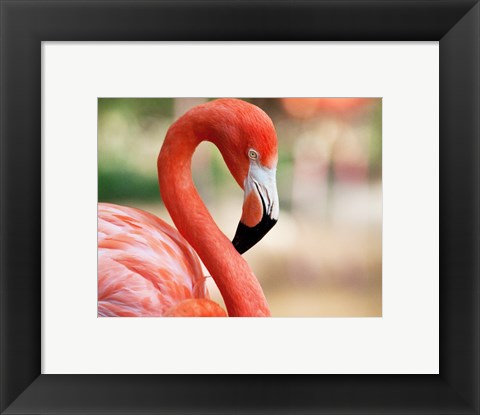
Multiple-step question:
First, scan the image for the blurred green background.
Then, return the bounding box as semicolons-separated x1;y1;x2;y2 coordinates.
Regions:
98;98;382;317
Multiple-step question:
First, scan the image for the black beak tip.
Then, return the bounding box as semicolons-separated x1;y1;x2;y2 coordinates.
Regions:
232;216;277;255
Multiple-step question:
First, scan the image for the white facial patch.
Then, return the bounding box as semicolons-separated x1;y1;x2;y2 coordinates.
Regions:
244;161;279;221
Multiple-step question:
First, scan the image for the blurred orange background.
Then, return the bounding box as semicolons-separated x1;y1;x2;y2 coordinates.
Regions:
98;98;382;317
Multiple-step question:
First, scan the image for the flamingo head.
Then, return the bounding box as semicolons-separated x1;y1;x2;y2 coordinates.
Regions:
204;99;279;254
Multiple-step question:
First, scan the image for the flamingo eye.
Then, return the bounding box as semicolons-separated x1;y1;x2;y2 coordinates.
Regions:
248;149;258;160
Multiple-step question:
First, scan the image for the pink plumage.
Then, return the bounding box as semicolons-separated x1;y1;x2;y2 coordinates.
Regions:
98;203;223;316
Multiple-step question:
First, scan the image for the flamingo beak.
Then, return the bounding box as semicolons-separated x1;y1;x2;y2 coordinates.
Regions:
232;165;279;254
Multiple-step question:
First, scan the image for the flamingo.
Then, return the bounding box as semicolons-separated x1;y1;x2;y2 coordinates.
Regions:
98;99;279;317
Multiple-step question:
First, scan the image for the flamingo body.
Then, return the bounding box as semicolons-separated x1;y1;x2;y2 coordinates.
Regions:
98;203;225;316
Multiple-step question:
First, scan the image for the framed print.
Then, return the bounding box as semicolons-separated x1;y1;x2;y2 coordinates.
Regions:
1;1;479;414
41;43;438;375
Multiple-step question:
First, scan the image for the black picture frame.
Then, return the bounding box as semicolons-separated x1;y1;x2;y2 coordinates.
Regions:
1;1;479;414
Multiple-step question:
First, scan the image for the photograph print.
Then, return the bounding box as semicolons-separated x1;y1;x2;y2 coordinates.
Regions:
98;98;382;317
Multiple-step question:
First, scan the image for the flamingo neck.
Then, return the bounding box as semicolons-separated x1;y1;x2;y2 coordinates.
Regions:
157;117;270;317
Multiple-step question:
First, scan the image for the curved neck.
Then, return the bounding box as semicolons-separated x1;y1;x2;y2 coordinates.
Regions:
157;116;270;317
